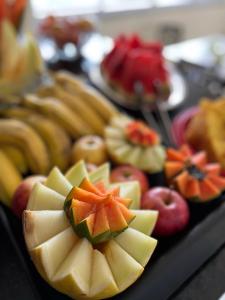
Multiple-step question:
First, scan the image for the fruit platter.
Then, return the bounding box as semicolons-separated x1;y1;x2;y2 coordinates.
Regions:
1;20;225;300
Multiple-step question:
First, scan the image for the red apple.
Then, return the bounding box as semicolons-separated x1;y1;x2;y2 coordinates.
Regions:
141;187;190;237
110;165;149;194
12;175;46;218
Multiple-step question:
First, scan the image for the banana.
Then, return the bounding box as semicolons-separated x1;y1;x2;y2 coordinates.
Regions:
23;94;92;138
54;71;119;122
1;145;29;174
0;106;71;171
24;115;71;172
0;119;50;174
0;150;22;206
39;84;105;135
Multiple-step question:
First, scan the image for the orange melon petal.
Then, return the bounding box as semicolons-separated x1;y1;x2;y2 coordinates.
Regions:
117;202;135;224
208;175;225;191
199;178;220;201
167;148;186;162
71;199;93;224
191;151;207;168
93;207;110;237
72;187;105;204
106;201;128;232
175;171;189;195
95;181;107;193
180;144;193;157
183;178;200;199
165;161;183;179
79;178;103;196
205;164;221;176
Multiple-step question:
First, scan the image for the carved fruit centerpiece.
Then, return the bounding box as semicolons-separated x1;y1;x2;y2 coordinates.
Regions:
105;115;166;173
165;145;225;202
23;161;158;299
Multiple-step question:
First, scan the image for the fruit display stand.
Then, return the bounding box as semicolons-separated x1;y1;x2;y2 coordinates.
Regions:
1;34;225;300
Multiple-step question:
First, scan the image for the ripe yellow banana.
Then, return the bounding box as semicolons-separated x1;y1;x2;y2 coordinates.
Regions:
54;71;119;122
0;119;50;174
0;106;71;172
1;145;29;174
0;150;22;206
24;114;71;172
39;84;105;135
23;94;92;138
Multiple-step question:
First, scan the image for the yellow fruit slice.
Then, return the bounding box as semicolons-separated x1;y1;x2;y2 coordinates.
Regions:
104;127;124;140
115;228;157;267
126;147;143;167
130;210;158;235
30;227;77;281
111;181;141;209
45;167;72;196
65;160;89;186
23;210;69;250
27;183;64;211
89;250;119;299
103;240;144;292
53;238;92;299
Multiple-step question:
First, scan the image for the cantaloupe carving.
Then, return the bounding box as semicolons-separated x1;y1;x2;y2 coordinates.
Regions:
23;161;157;299
165;145;225;202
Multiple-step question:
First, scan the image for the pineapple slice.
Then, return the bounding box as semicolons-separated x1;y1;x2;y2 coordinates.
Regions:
30;227;77;280
130;210;158;235
27;183;64;211
45;167;72;196
65;160;89;186
115;228;157;267
23;210;69;250
53;238;92;299
103;240;144;292
89;250;119;299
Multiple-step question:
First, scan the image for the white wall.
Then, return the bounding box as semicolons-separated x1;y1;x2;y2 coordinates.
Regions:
98;3;225;42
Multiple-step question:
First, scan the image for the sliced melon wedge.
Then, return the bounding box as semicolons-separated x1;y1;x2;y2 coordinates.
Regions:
27;183;64;211
65;160;89;186
115;228;157;267
89;250;119;299
45;167;72;196
130;210;158;235
23;210;69;250
111;181;140;209
89;163;110;187
126;147;143;167
105;126;124;140
103;240;144;292
30;227;77;281
110;115;131;129
53;238;92;299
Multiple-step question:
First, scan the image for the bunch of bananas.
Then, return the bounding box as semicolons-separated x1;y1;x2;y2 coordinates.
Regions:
0;71;119;206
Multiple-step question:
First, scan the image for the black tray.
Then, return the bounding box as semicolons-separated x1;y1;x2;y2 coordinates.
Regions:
1;59;224;300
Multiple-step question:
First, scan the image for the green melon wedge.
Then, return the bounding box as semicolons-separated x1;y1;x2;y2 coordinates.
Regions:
115;227;157;267
110;181;141;209
89;163;110;187
30;227;77;281
89;250;119;299
103;240;144;293
65;160;89;186
130;210;158;235
45;167;72;196
27;183;64;211
53;238;93;299
23;210;69;250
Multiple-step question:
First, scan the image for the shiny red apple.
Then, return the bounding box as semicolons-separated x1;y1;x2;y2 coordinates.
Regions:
141;187;190;237
110;165;149;194
12;175;46;218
